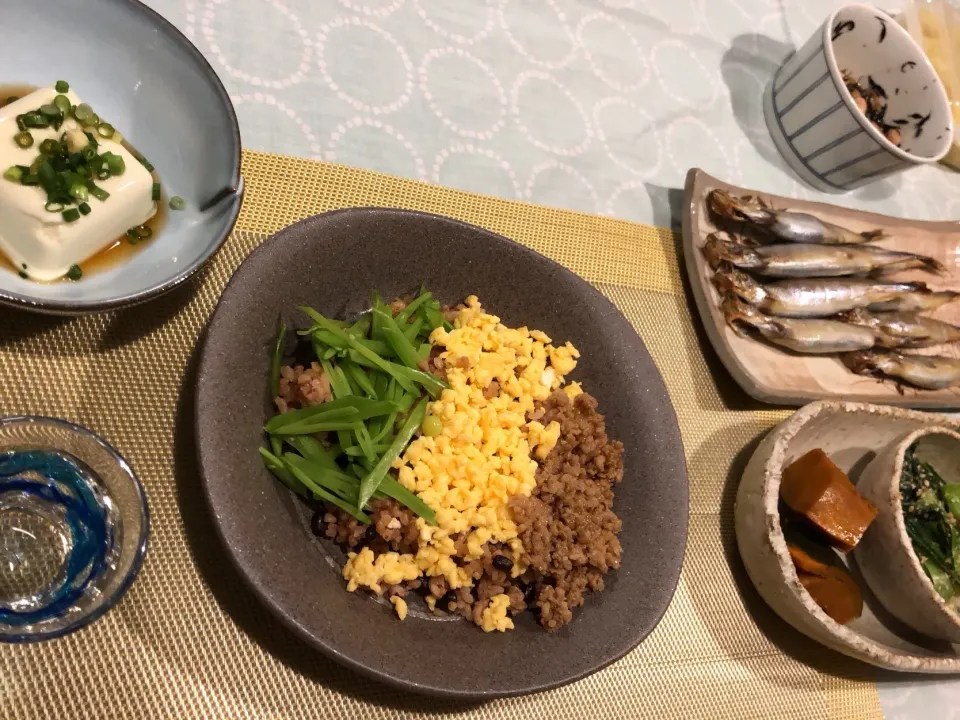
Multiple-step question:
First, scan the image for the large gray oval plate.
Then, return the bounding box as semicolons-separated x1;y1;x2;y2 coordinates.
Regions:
195;209;689;698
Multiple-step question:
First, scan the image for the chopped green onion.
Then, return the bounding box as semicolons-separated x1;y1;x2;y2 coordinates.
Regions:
169;195;185;210
151;182;161;201
138;155;155;171
61;208;80;222
78;202;91;216
73;103;93;121
88;184;109;201
15;115;26;132
96;168;110;181
55;80;69;93
81;145;97;161
13;131;33;149
126;228;140;243
96;122;115;139
53;94;71;113
44;201;64;213
104;152;125;175
21;173;39;186
357;397;428;510
5;96;19;105
3;166;22;182
38;139;58;155
39;103;60;118
134;224;152;239
21;113;49;129
66;264;82;281
69;183;89;201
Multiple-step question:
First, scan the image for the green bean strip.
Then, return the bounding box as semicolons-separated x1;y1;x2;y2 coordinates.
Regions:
264;397;396;431
304;308;419;393
402;317;424;343
378;474;436;526
349;313;372;338
354;425;376;462
395;291;433;324
370;291;387;341
259;447;307;495
283;458;370;523
268;420;366;436
270;322;287;398
343;359;377;398
284;435;339;470
358;397;428;509
373;307;421;369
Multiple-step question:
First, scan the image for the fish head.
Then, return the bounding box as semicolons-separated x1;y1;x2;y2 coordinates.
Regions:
712;265;765;305
720;295;764;336
702;233;756;270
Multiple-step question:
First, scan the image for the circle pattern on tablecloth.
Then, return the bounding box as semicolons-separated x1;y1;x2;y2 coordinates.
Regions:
316;17;413;115
419;48;506;140
187;0;959;228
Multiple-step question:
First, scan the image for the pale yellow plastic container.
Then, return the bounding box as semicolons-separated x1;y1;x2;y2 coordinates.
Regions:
902;0;960;170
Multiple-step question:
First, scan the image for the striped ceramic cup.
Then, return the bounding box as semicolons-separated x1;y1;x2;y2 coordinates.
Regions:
764;4;953;193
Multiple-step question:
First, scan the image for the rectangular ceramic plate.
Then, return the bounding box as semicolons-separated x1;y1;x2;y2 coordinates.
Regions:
682;168;960;409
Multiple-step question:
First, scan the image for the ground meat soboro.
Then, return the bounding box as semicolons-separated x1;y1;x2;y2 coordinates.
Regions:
511;390;624;629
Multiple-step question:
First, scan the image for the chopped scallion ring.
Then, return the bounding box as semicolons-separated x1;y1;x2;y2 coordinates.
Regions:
3;166;23;182
89;184;109;201
78;202;91;216
73;103;93;121
96;122;115;139
39;139;58;155
54;80;69;93
21;113;49;129
13;131;33;149
44;201;64;213
67;264;82;281
151;182;161;201
61;208;80;222
169;195;186;210
68;183;89;201
53;94;71;113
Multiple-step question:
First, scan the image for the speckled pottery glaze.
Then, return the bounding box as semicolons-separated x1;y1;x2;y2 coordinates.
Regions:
855;426;960;643
736;401;960;672
194;207;690;697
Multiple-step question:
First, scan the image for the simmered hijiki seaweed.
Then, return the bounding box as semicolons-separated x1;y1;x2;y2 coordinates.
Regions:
900;444;960;605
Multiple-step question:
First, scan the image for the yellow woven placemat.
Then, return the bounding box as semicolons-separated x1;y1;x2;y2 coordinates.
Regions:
0;150;882;720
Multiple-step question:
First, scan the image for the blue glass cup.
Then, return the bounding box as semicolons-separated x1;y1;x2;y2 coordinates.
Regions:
0;417;148;642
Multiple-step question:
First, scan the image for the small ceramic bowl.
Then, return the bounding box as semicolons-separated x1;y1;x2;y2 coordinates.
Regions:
0;0;242;314
736;400;960;672
0;416;149;642
855;426;960;643
764;3;953;193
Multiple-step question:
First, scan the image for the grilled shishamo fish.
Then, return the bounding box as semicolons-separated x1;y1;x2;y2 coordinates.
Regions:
712;267;954;318
839;309;960;349
842;350;960;390
703;232;943;278
722;297;876;353
708;189;885;245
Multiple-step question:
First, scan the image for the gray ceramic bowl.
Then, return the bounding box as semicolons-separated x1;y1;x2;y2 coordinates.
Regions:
195;208;689;698
1;0;241;314
855;426;960;643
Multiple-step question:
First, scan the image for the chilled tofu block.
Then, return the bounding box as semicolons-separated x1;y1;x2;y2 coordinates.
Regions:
0;87;156;281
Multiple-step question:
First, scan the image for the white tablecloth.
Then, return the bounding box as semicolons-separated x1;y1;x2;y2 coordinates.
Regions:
144;0;960;716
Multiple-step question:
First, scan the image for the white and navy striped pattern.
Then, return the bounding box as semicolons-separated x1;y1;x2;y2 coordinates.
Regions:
764;31;908;193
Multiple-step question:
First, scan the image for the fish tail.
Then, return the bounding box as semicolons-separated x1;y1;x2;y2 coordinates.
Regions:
922;255;947;274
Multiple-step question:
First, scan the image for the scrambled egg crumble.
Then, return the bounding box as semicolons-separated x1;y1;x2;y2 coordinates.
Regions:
343;296;580;628
390;596;408;620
